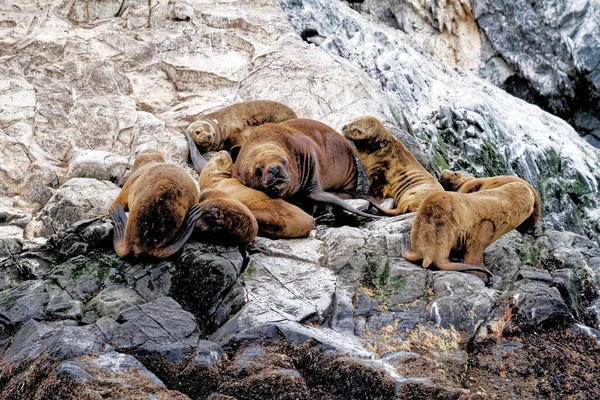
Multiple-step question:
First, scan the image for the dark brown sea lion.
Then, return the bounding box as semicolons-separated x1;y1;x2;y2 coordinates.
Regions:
341;116;444;216
192;188;258;246
401;182;536;282
108;149;202;259
231;118;381;219
186;100;298;154
439;170;541;233
195;149;314;239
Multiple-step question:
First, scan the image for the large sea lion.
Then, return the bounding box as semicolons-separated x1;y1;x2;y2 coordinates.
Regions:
439;170;541;233
108;149;202;259
186;100;298;155
401;182;536;282
195;150;314;239
193;188;258;246
341;116;444;216
231;118;381;219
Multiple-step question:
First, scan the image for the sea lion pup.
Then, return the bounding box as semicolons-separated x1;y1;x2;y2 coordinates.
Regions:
341;116;444;216
196;150;314;238
232;119;381;219
186;100;298;154
439;170;541;233
192;188;258;246
401;182;536;282
108;149;202;259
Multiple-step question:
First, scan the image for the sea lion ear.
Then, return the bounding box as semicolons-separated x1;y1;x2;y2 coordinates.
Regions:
230;145;242;163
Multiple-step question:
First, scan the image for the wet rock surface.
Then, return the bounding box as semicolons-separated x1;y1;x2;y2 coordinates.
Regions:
1;0;600;398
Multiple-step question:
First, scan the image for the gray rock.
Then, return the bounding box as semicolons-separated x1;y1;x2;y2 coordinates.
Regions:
0;280;48;327
65;150;130;184
428;272;498;337
0;225;24;257
1;320;105;368
511;280;574;328
37;178;121;236
88;285;145;319
112;297;199;362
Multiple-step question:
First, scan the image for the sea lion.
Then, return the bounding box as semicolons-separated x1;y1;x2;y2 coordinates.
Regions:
401;182;536;282
195;149;314;239
192;188;258;246
108;149;202;259
341;116;444;216
439;170;541;233
186;100;298;155
232;118;381;219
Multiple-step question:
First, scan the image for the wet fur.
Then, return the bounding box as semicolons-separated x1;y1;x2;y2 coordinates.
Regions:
402;182;535;281
192;188;258;246
342;116;444;215
232;119;380;219
187;100;297;153
199;151;314;239
109;150;199;258
439;170;541;233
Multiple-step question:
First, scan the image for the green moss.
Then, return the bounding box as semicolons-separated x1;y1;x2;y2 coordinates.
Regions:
476;139;508;177
432;138;450;171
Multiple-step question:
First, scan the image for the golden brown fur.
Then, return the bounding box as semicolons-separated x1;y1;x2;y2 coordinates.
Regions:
186;100;298;153
342;116;444;215
200;151;314;239
192;188;258;246
402;182;535;281
439;170;541;233
109;150;199;259
232;119;379;219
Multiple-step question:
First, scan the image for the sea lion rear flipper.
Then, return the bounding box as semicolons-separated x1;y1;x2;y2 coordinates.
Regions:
184;130;208;173
435;261;493;285
400;232;421;262
109;203;131;258
308;190;383;219
156;204;204;258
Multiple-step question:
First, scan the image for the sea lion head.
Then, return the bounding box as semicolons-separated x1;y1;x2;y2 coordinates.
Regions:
238;143;297;198
199;150;233;189
132;149;165;171
187;119;220;153
342;116;385;150
439;170;473;191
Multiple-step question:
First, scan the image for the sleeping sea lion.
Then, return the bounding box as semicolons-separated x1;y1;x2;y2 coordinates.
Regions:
231;118;381;219
401;182;536;282
192;188;258;246
108;149;202;259
439;170;541;233
341;116;444;216
186;100;298;155
194;148;314;239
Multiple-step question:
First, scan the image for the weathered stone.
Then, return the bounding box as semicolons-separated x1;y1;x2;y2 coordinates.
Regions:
112;297;199;363
37;178;121;237
511;280;574;328
0;280;48;327
65;149;130;184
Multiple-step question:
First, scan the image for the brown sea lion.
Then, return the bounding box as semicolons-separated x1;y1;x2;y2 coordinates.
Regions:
231;118;381;219
192;188;258;246
108;149;202;259
193;149;314;239
401;182;536;282
186;100;298;155
439;170;541;233
341;116;444;216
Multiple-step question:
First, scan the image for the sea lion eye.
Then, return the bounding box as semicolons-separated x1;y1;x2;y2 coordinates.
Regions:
453;172;457;177
254;165;262;178
281;159;287;167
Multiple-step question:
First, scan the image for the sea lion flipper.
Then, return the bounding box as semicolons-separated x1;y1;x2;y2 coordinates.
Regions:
436;261;493;278
156;204;204;258
363;196;406;216
184;129;208;173
109;203;131;258
308;190;383;219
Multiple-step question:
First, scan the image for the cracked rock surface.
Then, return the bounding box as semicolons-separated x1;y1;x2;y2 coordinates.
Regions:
1;0;600;398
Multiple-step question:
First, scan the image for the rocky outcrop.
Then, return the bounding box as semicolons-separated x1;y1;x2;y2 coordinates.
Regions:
2;0;600;398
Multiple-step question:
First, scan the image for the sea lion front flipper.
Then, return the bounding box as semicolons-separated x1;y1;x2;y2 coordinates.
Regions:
184;130;208;173
109;203;131;258
307;190;383;219
363;196;406;216
156;204;204;258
